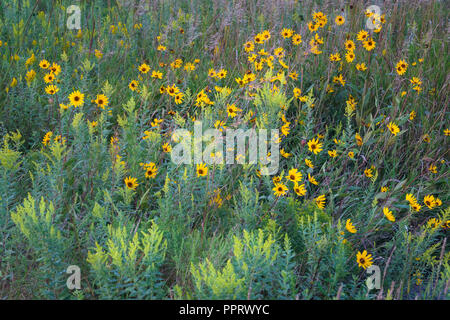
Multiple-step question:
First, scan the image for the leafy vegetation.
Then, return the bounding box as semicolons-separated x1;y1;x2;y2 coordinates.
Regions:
0;0;448;299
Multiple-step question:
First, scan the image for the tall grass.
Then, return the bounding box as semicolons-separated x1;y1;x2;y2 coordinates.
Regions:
0;0;448;299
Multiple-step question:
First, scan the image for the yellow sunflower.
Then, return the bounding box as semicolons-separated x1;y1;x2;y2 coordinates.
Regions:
345;219;357;233
395;60;408;75
141;162;158;179
273;182;288;197
138;63;150;74
315;194;326;209
383;207;395;222
94;94;109;109
307;137;323;154
124;176;139;190
43;72;55;83
68;90;85;107
363;38;376;51
356;250;373;269
286;168;302;183
335;15;345;25
196;163;208;177
45;84;59;95
293;183;306;197
39;59;50;69
129;80;139;91
162;143;172;153
387;122;400;136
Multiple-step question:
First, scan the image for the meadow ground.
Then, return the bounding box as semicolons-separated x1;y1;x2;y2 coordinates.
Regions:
0;0;448;300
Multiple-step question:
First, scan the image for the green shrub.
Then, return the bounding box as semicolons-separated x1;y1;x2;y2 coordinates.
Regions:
87;220;167;299
191;229;297;299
